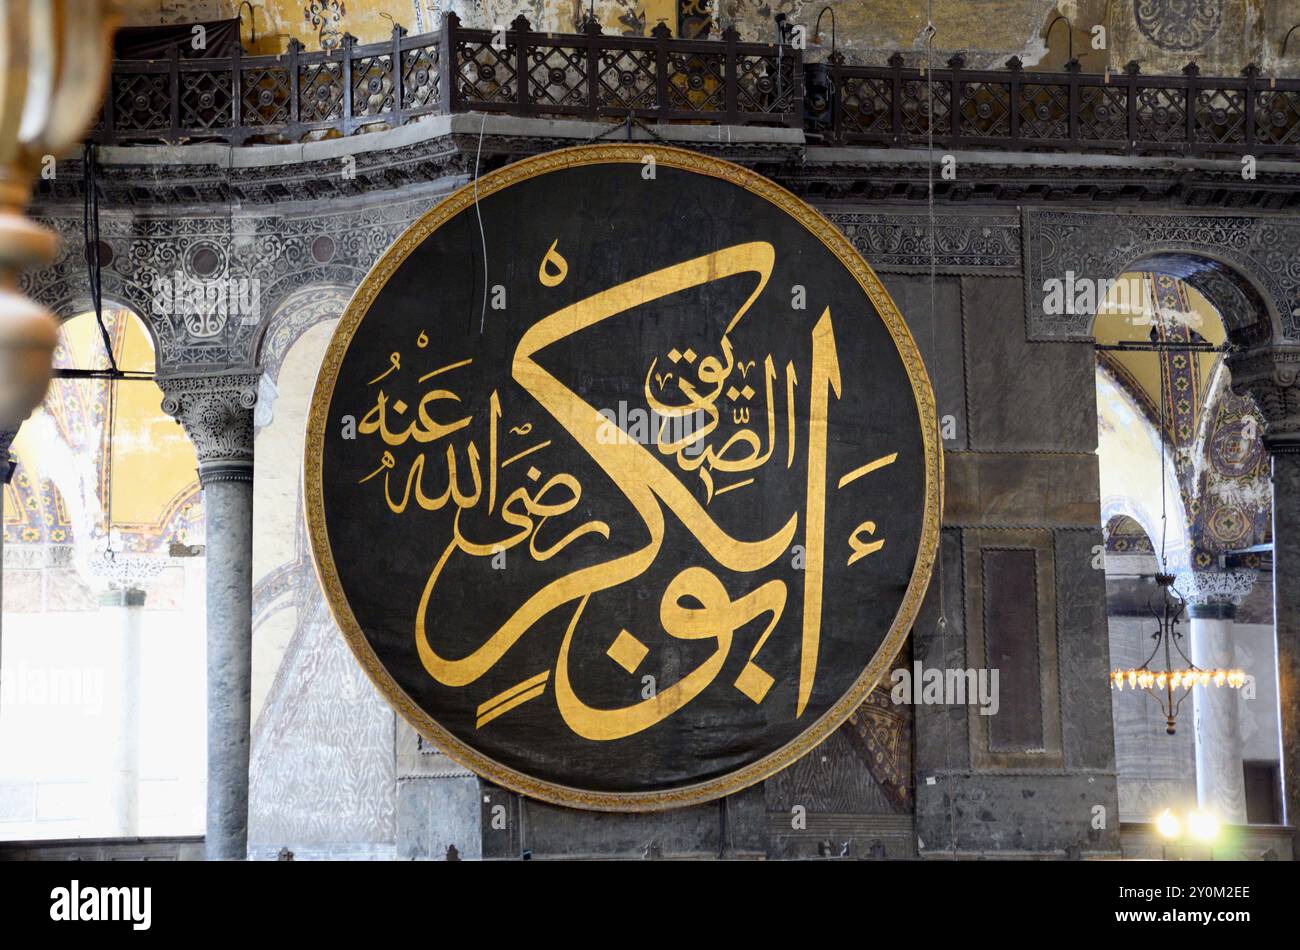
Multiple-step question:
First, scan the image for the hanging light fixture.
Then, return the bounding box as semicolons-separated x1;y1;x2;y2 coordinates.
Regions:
1106;294;1246;734
1109;573;1246;734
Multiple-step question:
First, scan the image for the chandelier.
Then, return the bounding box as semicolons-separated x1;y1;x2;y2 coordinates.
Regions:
1109;573;1246;734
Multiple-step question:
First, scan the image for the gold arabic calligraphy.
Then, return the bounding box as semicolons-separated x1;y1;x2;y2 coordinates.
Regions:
353;240;897;740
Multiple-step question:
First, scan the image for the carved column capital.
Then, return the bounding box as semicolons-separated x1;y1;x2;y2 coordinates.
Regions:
1175;569;1257;619
1227;344;1300;454
158;372;259;485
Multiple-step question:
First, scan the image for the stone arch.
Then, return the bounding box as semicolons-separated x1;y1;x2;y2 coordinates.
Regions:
1023;210;1289;345
1118;251;1275;347
46;290;166;364
253;282;353;383
251;268;365;357
1103;513;1156;554
20;214;241;372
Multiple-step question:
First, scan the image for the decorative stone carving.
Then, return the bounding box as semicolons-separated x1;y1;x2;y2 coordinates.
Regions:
1227;344;1300;454
24;195;433;370
1134;0;1223;53
33;143;1300;211
1022;209;1295;341
158;373;259;482
20;139;1300;377
825;211;1020;274
85;549;165;592
1175;569;1257;610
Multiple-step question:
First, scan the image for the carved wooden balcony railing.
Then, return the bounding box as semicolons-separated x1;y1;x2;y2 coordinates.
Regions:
92;14;803;146
813;53;1300;156
91;15;1300;159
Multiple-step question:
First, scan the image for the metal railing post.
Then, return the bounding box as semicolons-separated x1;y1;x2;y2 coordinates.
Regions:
440;12;458;113
341;33;356;135
392;23;407;128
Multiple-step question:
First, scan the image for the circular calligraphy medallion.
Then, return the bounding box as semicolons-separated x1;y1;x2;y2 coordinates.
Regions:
306;145;941;810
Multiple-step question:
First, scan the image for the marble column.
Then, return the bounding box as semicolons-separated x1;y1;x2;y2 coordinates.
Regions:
160;373;258;861
1177;571;1256;825
99;586;145;837
1229;344;1300;832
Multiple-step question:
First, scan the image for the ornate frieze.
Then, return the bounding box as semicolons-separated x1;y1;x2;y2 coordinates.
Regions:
19;140;1300;388
158;373;259;483
1175;568;1256;620
22;195;436;370
824;211;1020;274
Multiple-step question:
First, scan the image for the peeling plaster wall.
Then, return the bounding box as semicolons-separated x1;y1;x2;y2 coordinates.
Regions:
724;0;1060;67
121;0;230;27
1107;0;1265;76
117;0;1300;79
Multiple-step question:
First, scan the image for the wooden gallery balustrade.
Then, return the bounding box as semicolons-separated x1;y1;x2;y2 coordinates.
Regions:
93;13;1300;158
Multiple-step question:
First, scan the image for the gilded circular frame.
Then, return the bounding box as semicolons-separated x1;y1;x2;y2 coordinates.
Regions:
304;143;942;811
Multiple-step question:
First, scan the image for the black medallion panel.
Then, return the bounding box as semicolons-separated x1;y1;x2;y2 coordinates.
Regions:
306;145;939;809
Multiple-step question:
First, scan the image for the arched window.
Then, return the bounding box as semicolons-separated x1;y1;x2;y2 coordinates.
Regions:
1;307;205;840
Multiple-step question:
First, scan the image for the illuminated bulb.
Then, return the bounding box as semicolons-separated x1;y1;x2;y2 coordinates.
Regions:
1228;670;1246;689
1155;672;1167;689
1139;671;1155;689
1213;670;1226;687
1199;671;1212;687
1156;809;1182;840
1128;670;1139;688
1188;810;1219;842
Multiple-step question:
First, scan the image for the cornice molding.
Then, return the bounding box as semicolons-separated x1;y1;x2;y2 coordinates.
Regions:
31;120;1300;212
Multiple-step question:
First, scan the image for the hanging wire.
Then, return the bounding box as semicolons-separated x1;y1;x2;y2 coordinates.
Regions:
475;111;489;334
922;0;958;860
82;142;121;560
101;338;119;558
1155;311;1169;572
82;143;117;373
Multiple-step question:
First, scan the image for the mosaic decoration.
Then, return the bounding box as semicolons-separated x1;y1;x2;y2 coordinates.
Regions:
1104;514;1155;554
1188;386;1271;563
842;661;913;813
3;464;72;546
1096;272;1271;570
